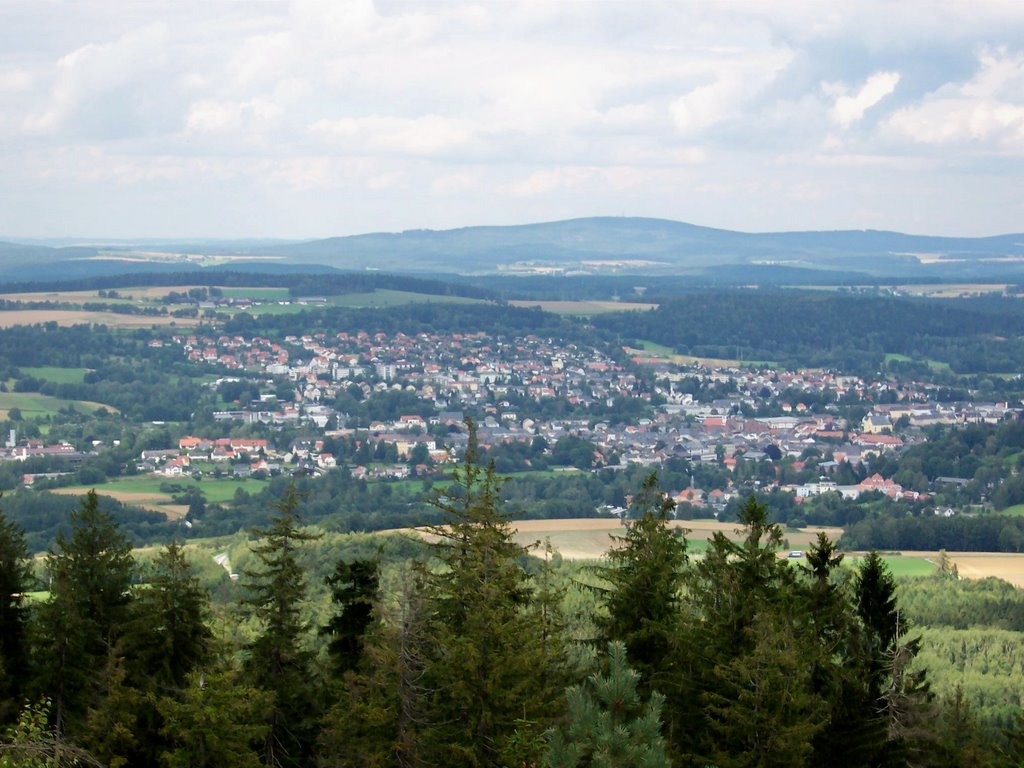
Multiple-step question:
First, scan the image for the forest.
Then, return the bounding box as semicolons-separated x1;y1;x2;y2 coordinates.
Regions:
593;291;1024;375
0;436;1020;768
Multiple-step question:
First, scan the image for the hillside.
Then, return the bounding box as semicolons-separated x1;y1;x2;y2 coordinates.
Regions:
5;218;1024;280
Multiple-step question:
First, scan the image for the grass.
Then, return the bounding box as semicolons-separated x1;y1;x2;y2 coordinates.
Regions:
328;290;486;308
999;504;1024;516
18;366;90;385
220;287;290;300
508;300;658;316
0;391;115;419
56;475;269;505
884;352;954;374
845;554;938;577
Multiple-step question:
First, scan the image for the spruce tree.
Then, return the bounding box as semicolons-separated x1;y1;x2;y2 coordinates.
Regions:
416;422;560;767
157;669;272;768
31;490;135;736
0;506;32;724
321;557;379;677
125;540;212;691
241;485;321;768
543;641;670;768
599;473;687;694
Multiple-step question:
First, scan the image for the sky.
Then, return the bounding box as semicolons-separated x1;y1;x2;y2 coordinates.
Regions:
1;0;1023;240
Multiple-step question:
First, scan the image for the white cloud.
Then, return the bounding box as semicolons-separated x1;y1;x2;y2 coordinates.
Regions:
2;1;1024;236
829;71;900;127
309;115;479;156
669;48;794;137
186;98;283;135
886;49;1024;150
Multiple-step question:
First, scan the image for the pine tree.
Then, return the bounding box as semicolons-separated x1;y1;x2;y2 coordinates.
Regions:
703;615;825;768
0;506;32;724
543;641;670;768
416;421;561;767
798;534;879;768
125;540;212;691
157;669;272;768
855;552;933;767
321;557;379;677
241;484;322;768
31;490;135;736
317;566;431;768
599;473;687;695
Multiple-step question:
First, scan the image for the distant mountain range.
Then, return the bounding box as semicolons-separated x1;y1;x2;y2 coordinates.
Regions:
5;217;1024;282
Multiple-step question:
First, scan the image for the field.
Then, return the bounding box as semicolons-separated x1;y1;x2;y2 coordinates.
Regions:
51;475;269;518
623;341;749;368
503;518;843;560
0;310;199;328
16;366;89;384
496;519;1024;584
509;300;658;316
0;391;116;418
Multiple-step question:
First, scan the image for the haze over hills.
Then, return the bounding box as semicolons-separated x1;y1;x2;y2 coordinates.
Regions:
5;217;1024;282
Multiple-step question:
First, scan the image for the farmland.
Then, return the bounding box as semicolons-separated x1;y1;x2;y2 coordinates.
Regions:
50;475;270;518
0;309;199;328
0;391;116;419
509;299;657;316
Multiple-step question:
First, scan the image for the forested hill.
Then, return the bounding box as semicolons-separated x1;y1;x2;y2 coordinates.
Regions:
6;218;1024;279
593;291;1024;374
242;217;1024;276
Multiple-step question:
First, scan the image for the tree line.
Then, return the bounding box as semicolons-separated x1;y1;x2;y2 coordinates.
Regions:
0;434;1016;767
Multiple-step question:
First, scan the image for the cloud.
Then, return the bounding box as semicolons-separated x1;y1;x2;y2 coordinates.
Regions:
669;48;795;137
2;1;1024;237
829;71;900;127
886;49;1024;150
309;115;479;156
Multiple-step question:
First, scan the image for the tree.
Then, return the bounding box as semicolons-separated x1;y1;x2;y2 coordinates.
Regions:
543;641;670;768
598;473;686;697
321;557;380;678
416;421;561;767
125;541;212;691
241;485;322;768
0;698;102;767
157;670;271;768
0;507;32;723
31;491;135;736
704;615;825;768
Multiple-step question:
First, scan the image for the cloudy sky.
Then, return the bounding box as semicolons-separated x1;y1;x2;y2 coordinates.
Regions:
1;0;1023;240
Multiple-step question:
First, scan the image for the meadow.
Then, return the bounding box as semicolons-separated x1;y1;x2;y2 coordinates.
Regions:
51;474;270;518
0;391;116;419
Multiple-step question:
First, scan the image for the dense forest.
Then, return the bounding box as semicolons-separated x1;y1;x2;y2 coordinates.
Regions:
593;291;1024;374
0;440;1020;767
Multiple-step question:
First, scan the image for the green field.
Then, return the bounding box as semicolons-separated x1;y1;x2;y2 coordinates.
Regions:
220;287;290;300
0;391;115;418
17;366;90;384
222;289;487;316
846;554;938;577
327;290;486;309
884;352;952;373
58;475;269;505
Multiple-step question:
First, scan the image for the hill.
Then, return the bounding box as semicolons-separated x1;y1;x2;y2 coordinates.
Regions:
5;218;1024;280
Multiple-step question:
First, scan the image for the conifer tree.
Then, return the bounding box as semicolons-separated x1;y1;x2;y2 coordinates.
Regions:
0;506;32;724
31;490;135;736
599;473;686;695
241;485;321;768
416;421;560;767
125;540;212;691
544;641;670;768
321;556;379;677
157;669;271;768
317;566;431;768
